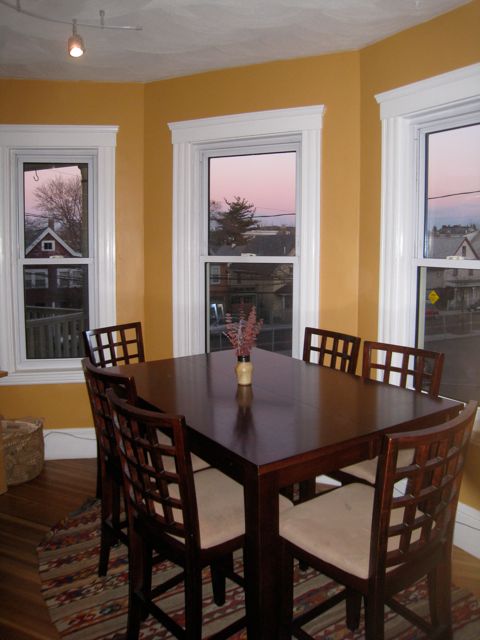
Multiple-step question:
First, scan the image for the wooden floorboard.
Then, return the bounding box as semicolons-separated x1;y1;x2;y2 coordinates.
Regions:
0;458;479;639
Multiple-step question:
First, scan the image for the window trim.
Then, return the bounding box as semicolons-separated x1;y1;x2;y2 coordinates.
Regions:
0;125;118;385
376;63;480;348
169;106;324;358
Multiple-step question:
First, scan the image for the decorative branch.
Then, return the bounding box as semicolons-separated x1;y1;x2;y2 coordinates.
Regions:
223;305;263;357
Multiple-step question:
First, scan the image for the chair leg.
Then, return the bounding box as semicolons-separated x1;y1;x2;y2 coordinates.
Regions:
95;441;102;499
364;594;384;640
346;588;362;631
428;558;453;639
279;544;294;640
98;473;114;576
126;528;147;640
210;554;233;606
184;562;203;639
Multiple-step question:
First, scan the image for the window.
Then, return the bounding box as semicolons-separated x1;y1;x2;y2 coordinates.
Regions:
206;149;297;355
0;125;117;384
169;106;324;358
377;63;480;403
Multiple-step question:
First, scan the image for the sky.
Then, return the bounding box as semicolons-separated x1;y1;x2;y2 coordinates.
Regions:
209;152;296;226
427;123;480;228
24;165;80;215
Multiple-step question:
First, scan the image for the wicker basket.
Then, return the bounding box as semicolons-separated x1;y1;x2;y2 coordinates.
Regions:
2;418;44;486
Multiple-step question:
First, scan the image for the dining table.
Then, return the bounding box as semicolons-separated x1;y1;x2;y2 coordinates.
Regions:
110;347;462;639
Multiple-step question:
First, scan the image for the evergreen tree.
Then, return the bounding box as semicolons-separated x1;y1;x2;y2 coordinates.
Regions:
210;196;258;248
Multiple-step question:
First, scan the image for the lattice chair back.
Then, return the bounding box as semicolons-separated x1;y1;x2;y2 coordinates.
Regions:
83;322;145;367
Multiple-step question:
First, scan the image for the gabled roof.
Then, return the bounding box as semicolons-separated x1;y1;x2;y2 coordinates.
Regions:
25;227;82;258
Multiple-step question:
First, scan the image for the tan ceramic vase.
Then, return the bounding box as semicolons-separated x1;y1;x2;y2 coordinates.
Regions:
235;355;253;386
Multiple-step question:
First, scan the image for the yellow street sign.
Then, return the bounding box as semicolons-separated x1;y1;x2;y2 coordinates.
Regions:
428;290;440;305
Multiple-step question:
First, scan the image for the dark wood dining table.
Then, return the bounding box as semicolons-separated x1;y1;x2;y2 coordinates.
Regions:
111;347;461;639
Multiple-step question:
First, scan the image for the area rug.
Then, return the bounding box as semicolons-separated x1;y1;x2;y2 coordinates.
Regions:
37;499;480;639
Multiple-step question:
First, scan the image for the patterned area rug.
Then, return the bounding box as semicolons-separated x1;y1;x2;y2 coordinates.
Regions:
37;499;480;639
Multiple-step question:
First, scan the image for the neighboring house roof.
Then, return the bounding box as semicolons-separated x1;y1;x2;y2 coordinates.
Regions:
25;227;81;258
213;232;295;257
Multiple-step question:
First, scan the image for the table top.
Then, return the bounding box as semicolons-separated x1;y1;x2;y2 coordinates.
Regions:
111;348;461;471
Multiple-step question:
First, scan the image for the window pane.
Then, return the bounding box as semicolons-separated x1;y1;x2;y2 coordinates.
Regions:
24;265;89;359
419;266;480;402
424;124;480;259
24;163;89;258
207;262;293;355
208;152;296;256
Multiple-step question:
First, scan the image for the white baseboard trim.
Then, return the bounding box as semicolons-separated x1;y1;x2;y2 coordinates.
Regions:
454;502;480;559
43;427;97;460
44;431;480;558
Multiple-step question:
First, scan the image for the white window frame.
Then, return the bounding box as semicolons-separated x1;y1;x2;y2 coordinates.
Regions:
169;106;324;358
376;63;480;348
0;125;118;385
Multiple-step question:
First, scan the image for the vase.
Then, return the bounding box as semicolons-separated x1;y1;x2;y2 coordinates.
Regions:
235;355;253;386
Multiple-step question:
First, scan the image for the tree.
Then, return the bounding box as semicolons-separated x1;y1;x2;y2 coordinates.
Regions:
33;175;83;252
209;196;258;249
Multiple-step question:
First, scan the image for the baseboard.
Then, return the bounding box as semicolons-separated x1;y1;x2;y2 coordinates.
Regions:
454;502;480;559
43;427;96;460
44;431;480;558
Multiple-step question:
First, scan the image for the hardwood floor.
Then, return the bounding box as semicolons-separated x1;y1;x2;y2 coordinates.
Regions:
0;459;479;639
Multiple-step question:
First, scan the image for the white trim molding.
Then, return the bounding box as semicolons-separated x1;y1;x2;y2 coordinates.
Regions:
0;125;117;385
376;63;480;346
169;106;324;358
43;427;96;459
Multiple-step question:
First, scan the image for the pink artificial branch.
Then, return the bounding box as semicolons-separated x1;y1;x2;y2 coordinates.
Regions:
224;306;263;357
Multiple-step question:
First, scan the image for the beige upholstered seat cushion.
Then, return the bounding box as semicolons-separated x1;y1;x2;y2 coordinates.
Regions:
157;467;293;550
340;448;415;485
280;482;417;580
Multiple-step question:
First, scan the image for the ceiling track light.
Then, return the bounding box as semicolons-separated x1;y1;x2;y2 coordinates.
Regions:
0;0;142;59
68;19;85;58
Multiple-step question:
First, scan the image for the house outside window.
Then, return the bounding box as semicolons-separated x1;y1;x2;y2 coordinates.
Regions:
376;63;480;403
169;106;324;359
0;125;117;384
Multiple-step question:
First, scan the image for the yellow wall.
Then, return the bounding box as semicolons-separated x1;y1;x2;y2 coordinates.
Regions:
0;1;479;508
357;0;480;509
0;80;145;426
358;0;480;343
143;52;361;359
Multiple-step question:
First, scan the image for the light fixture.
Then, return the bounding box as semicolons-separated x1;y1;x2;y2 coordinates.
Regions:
68;19;85;58
0;0;142;59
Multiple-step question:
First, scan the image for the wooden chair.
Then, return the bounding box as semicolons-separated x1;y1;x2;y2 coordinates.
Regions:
303;327;361;374
299;327;361;502
337;341;445;485
82;321;145;367
82;357;138;576
83;322;145;498
106;388;294;638
83;322;209;497
279;400;477;640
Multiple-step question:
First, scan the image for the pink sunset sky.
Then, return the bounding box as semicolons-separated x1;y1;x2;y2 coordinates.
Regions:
209;152;296;225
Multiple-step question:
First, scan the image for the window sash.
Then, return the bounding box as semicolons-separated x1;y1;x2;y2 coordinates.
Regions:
169;106;324;359
0;125;117;384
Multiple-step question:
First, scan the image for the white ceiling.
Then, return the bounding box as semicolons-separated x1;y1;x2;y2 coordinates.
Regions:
0;0;472;83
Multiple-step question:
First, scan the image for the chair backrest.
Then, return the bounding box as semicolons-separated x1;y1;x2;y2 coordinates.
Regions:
370;400;476;578
82;357;138;463
303;327;361;374
362;341;444;396
82;322;145;367
106;387;200;547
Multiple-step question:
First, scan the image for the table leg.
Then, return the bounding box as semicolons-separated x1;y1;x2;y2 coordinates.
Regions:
243;468;280;639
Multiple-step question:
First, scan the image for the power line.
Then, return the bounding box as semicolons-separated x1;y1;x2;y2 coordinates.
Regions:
428;188;480;200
